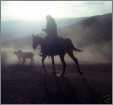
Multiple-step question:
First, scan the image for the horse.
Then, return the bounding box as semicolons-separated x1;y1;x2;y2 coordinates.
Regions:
32;34;82;76
14;50;34;64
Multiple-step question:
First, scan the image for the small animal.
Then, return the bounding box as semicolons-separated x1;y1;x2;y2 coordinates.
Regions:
14;50;34;64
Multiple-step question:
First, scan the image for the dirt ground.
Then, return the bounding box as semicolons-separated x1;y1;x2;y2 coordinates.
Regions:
1;62;112;104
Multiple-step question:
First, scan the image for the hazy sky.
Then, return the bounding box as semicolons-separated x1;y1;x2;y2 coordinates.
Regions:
1;1;112;21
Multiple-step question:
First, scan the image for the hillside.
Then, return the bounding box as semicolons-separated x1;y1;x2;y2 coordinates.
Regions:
60;13;112;62
60;13;112;46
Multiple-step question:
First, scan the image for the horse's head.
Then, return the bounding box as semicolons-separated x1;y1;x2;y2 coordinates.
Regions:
32;34;42;50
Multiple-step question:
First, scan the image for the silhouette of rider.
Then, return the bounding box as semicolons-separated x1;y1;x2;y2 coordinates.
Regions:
43;15;58;40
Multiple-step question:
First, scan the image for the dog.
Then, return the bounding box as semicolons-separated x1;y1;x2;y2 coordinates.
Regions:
14;50;34;64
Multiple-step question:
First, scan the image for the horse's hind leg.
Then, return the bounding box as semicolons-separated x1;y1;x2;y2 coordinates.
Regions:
68;52;82;75
59;54;66;77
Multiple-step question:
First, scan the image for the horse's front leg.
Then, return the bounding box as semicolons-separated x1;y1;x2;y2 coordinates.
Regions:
51;56;56;75
59;54;66;77
42;55;46;68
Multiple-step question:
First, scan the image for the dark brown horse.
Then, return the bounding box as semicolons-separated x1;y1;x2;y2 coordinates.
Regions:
32;34;82;76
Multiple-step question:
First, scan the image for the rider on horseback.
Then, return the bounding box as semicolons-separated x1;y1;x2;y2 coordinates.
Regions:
42;15;58;40
40;15;59;56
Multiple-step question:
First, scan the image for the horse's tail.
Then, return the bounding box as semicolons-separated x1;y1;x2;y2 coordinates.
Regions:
73;47;82;52
70;40;82;52
66;38;82;52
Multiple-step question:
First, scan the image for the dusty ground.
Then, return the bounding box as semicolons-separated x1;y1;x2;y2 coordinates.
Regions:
1;62;112;104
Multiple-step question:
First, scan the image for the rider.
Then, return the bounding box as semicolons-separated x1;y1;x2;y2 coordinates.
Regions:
42;15;58;40
39;15;59;56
